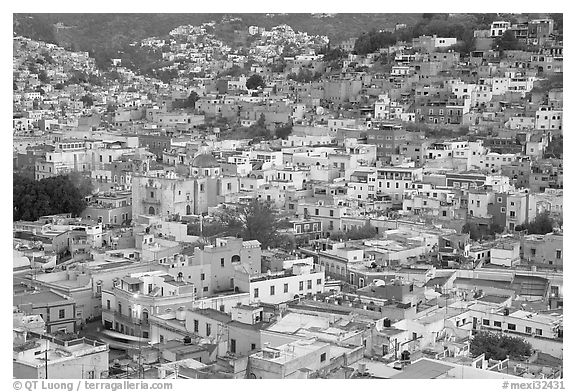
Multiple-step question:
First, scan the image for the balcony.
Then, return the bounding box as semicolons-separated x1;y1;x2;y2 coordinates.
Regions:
102;309;149;326
143;198;161;204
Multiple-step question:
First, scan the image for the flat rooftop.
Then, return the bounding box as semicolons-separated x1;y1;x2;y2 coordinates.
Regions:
13;290;70;306
390;358;455;379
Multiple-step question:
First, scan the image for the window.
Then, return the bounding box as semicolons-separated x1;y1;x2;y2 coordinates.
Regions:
201;273;205;281
508;323;516;331
220;258;225;267
284;283;289;293
483;319;490;326
203;286;208;292
251;343;256;350
536;328;542;336
329;210;334;217
307;280;312;289
254;288;259;298
106;300;110;310
270;285;275;296
206;323;211;336
525;326;532;334
530;249;536;256
317;279;322;285
194;319;199;333
59;309;65;319
230;339;236;353
556;250;562;259
494;321;502;328
320;353;326;362
299;281;304;291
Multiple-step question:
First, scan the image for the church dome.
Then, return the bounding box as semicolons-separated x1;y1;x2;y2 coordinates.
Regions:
192;153;219;168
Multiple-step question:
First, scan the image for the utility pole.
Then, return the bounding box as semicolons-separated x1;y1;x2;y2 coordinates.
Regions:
138;323;142;379
44;345;48;379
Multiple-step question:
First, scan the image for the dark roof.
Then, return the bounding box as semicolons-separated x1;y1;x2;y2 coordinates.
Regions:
425;276;451;288
191;308;231;324
192;153;219;168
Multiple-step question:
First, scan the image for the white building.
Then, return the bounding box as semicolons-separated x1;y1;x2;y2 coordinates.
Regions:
235;261;325;304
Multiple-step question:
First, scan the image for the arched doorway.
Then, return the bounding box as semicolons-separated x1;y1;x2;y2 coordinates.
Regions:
186;205;191;215
148;206;155;215
231;255;241;263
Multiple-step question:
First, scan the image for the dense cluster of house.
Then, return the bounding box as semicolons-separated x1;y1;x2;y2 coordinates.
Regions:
13;15;562;379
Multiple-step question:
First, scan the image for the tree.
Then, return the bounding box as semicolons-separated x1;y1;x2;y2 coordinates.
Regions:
275;125;293;140
329;231;347;241
462;222;482;241
13;174;91;221
246;74;265;90
322;47;345;62
493;30;521;51
38;70;49;83
270;58;286;73
329;223;378;241
172;91;199;110
187;91;199;108
517;212;556;234
80;95;94;108
219;199;282;248
257;113;266;128
346;223;378;240
544;135;563;159
470;331;532;361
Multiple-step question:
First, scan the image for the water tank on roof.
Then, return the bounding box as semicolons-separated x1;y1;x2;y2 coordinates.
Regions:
176;308;186;321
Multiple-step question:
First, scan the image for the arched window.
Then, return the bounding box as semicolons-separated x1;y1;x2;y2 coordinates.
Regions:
148;206;155;215
186;205;191;215
231;255;241;263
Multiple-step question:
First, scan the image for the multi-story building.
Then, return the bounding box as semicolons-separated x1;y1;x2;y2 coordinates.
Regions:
376;166;424;204
190;237;262;294
13;331;109;379
521;233;563;269
13;290;76;334
101;271;196;340
235;261;324;304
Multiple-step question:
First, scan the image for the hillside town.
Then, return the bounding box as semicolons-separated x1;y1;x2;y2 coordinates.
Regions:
13;14;563;380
